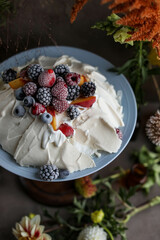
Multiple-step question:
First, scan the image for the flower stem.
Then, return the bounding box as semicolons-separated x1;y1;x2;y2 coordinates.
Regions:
120;196;160;224
100;223;114;240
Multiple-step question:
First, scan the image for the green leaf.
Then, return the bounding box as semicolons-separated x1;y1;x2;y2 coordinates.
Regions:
148;68;160;75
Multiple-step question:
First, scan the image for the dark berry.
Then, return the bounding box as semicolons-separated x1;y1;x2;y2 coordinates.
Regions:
59;169;69;179
40;164;59;181
36;87;52;107
23;96;35;107
14;105;26;117
2;68;17;83
14;87;25;101
67;85;80;100
27;64;44;81
67;105;80;120
54;64;70;77
81;82;96;97
65;72;80;86
41;112;53;124
23;82;37;96
56;76;65;84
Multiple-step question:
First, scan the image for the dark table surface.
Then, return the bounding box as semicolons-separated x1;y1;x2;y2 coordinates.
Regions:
0;1;160;239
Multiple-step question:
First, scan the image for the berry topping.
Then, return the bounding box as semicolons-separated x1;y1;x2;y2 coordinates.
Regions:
67;105;80;120
27;64;44;81
46;106;57;130
52;98;69;113
23;96;35;107
36;87;52;107
51;82;68;100
14;105;26;117
40;164;59;181
65;72;81;86
71;96;96;108
23;82;37;96
54;64;70;77
67;85;80;100
19;66;29;79
14;87;25;101
59;169;69;179
41;112;53;124
38;69;56;87
116;128;123;140
31;103;46;115
58;123;74;137
2;68;17;83
81;82;96;97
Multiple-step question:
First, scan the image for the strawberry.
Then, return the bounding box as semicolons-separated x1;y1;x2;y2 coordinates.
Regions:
58;123;74;137
31;103;46;115
51;82;68;100
52;98;69;113
38;69;56;87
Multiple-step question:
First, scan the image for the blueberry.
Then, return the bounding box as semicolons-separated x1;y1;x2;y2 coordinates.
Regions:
59;169;69;179
41;112;53;124
14;105;26;117
23;96;35;107
14;87;25;101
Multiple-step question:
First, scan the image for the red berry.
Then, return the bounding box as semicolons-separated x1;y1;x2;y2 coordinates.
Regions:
52;98;69;113
58;123;74;137
65;72;80;86
116;128;123;140
38;69;56;87
51;82;68;100
31;103;46;115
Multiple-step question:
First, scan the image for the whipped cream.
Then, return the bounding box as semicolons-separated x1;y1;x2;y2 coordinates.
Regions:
0;55;124;173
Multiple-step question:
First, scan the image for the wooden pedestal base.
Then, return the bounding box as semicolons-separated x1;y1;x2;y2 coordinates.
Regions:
20;178;78;206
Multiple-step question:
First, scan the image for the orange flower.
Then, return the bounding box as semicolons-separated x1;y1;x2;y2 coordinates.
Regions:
101;0;160;57
75;176;97;198
70;0;89;23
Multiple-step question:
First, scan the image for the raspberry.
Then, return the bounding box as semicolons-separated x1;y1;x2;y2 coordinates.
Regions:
31;103;46;115
81;82;96;97
23;82;37;96
56;76;65;84
51;82;68;100
54;64;70;77
116;128;123;140
19;66;29;79
40;164;59;181
27;64;44;81
2;68;17;83
36;87;52;107
52;98;69;113
67;105;80;120
65;72;81;86
67;85;80;100
38;69;56;87
58;123;74;137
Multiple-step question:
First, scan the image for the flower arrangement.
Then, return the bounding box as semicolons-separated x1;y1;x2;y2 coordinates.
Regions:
12;146;160;240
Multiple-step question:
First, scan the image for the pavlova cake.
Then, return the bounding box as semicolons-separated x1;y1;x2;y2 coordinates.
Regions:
0;55;124;180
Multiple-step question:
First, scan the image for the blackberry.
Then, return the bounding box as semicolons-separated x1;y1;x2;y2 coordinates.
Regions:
36;87;52;107
2;68;17;83
27;64;44;81
54;64;70;77
40;164;59;181
81;82;96;97
67;85;80;100
67;105;80;120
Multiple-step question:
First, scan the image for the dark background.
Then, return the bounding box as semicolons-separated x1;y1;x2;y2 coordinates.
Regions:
0;1;160;239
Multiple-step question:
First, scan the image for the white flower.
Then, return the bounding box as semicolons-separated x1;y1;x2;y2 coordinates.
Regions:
77;225;107;240
12;214;52;240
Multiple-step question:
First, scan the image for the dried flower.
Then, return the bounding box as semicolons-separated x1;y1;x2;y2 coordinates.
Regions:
146;110;160;146
70;0;89;23
91;209;105;223
75;176;97;198
12;214;52;240
77;225;107;240
101;0;160;57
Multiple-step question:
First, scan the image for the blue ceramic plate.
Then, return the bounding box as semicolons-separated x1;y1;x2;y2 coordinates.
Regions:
0;46;137;182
